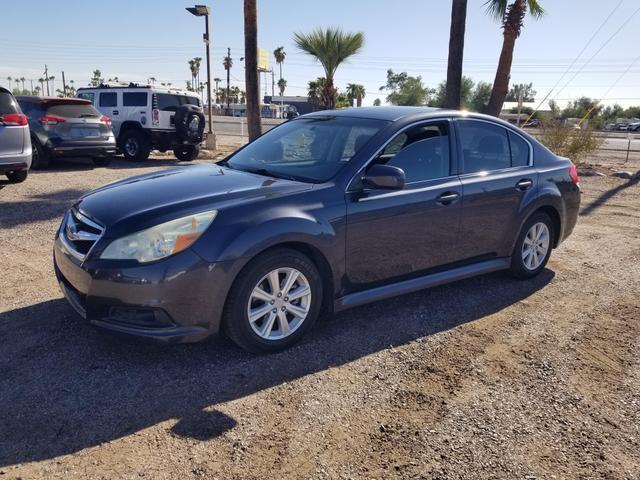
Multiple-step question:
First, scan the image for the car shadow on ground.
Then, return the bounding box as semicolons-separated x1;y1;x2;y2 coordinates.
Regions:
0;188;86;228
0;269;554;467
580;172;639;216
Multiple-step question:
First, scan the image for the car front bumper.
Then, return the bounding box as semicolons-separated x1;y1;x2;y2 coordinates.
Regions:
53;233;243;344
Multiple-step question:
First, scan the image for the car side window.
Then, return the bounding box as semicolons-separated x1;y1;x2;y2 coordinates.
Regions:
99;92;117;107
458;120;511;174
508;130;530;167
77;92;95;104
373;122;451;183
123;92;148;107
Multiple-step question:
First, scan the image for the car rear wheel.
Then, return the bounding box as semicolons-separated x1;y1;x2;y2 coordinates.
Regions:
31;139;50;170
510;212;554;279
92;155;113;167
223;248;323;353
174;145;200;161
121;130;151;162
6;169;28;183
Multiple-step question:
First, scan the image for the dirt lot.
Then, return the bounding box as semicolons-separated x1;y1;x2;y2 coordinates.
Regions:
0;155;639;480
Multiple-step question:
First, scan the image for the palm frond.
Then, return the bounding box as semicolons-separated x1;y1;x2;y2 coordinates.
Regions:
484;0;509;20
527;0;545;18
294;27;364;79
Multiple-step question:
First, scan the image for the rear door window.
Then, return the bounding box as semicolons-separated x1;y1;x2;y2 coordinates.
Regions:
123;92;148;107
77;92;95;104
99;92;117;107
508;130;530;167
0;92;19;114
46;103;100;118
457;120;511;174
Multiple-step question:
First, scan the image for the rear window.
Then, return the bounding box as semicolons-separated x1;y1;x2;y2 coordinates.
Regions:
0;92;19;115
45;102;100;118
156;93;200;111
123;92;148;107
16;100;43;116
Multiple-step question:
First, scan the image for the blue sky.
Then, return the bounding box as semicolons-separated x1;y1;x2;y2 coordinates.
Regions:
2;0;639;107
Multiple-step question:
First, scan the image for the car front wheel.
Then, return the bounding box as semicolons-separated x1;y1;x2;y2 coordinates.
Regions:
223;248;323;353
510;212;554;279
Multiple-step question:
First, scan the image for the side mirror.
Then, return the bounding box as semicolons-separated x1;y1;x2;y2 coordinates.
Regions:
363;164;405;190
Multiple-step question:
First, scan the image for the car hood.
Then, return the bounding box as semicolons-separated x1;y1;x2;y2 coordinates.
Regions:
75;164;312;235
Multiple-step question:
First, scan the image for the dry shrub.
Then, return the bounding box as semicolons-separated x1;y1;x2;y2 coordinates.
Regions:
538;122;603;165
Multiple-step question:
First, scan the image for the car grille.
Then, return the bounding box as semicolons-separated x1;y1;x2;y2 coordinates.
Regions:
61;209;104;260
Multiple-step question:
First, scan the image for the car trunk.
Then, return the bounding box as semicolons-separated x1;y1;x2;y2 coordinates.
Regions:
43;102;111;141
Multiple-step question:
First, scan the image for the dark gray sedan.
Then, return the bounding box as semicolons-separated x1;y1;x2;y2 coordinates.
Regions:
54;107;580;352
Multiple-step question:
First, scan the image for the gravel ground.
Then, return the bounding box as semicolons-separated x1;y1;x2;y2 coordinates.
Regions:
0;154;639;480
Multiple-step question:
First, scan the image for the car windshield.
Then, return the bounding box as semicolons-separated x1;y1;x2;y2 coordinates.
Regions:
226;116;388;182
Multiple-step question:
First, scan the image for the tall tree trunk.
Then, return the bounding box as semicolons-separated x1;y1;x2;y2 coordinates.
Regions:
357;96;362;107
444;0;468;110
322;77;337;110
244;0;262;141
485;0;526;116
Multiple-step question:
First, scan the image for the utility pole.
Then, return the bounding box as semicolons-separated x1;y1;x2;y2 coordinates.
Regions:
44;65;49;96
271;70;275;98
62;71;67;97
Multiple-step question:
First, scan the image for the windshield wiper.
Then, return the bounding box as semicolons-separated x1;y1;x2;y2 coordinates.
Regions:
242;167;300;182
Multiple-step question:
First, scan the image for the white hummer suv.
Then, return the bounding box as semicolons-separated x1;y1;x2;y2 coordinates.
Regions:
77;84;206;161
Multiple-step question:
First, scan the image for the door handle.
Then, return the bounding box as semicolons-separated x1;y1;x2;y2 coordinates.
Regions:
516;179;533;191
436;191;460;205
112;110;119;115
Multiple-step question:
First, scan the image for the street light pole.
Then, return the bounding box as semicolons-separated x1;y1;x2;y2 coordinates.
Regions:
186;5;214;138
204;12;213;134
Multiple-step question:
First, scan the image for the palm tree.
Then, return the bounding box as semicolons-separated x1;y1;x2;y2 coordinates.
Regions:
33;86;41;96
38;77;45;94
346;83;365;107
277;78;287;97
6;76;12;90
445;0;468;109
484;0;544;116
243;0;261;140
19;77;26;92
307;77;325;111
294;27;364;110
223;51;233;110
149;77;157;85
274;46;286;86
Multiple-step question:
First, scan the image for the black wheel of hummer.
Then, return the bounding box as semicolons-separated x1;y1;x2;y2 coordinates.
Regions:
120;129;151;162
175;105;205;144
173;145;200;161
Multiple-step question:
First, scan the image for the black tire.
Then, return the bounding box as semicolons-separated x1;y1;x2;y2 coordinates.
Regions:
6;169;28;183
120;129;151;162
173;145;200;161
509;212;555;279
174;105;205;143
30;139;50;170
223;248;323;353
92;155;113;167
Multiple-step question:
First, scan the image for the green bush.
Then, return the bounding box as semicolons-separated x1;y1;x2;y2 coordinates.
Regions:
538;122;602;165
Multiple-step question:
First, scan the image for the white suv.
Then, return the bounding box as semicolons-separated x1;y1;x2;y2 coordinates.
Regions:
77;84;206;161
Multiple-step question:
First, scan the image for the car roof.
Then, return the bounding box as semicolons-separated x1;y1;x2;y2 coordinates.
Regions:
0;86;12;95
76;86;198;96
16;96;92;104
302;106;517;127
304;106;442;121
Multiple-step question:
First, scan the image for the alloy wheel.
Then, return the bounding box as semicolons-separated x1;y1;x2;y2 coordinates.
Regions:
521;222;550;270
125;137;138;156
247;267;312;340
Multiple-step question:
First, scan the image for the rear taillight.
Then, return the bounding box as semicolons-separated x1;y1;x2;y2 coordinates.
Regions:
569;164;580;186
100;116;112;125
38;115;66;125
0;113;28;126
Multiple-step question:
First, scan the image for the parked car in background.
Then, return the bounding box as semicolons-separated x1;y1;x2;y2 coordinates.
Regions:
627;122;640;132
16;96;115;169
77;84;206;162
53;107;581;353
0;87;31;183
522;118;541;128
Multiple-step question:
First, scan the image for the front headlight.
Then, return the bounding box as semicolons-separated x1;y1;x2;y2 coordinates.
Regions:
100;210;217;263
